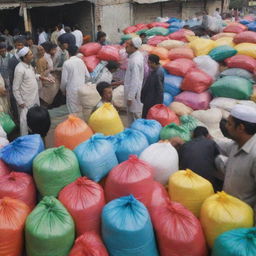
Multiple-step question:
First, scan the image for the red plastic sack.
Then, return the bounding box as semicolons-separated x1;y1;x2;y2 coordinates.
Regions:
105;155;154;207
0;159;10;176
234;31;256;44
79;43;102;57
147;36;168;46
164;58;195;77
69;232;109;256
181;68;213;93
136;23;149;30
225;54;256;72
168;47;195;60
151;200;208;256
59;177;105;236
223;24;247;33
148;22;170;28
169;29;195;42
150;47;169;60
83;55;100;72
147;104;180;126
123;25;138;34
0;197;30;256
174;91;212;110
0;172;36;209
97;46;120;61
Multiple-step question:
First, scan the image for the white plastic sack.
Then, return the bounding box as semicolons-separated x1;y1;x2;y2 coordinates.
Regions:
193;55;219;80
139;141;179;185
0;137;9;148
112;85;126;110
0;124;7;139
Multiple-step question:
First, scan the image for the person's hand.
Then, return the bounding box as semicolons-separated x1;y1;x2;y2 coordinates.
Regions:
19;103;26;108
40;76;55;84
127;100;132;106
0;88;6;96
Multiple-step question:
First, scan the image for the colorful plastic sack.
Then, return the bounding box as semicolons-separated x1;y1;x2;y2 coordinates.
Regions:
140;141;178;185
105;155;154;206
147;104;180;126
82;55;100;72
121;33;134;42
150;47;169;60
157;40;185;50
225;54;256;72
130;118;162;144
211;32;236;40
55;115;93;150
147;36;168;46
69;232;109;256
233;31;256;44
181;69;213;93
175;91;212;110
209;46;237;62
214;37;235;47
0;112;16;134
169;102;193;116
220;68;254;81
0;159;10;176
180;115;199;131
0;124;6;138
189;37;215;56
151;200;208;256
169;29;195;42
168;47;194;60
164;74;183;96
123;25;138;34
146;27;169;36
210;76;253;100
163;92;173;106
212;227;256;256
1;134;44;174
25;196;75;256
148;22;169;28
80;42;102;57
74;133;118;182
0;197;30;256
102;195;159;256
0;172;36;209
200;191;254;248
164;58;195;77
235;43;256;58
223;24;247;33
33;146;81;197
160;123;191;141
97;46;120;61
59;177;105;236
169;169;214;217
88;103;124;136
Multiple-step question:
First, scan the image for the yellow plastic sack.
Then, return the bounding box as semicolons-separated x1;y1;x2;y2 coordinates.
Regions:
189;38;216;56
215;37;235;47
88;103;124;136
235;43;256;58
200;191;254;248
168;169;214;217
157;39;185;50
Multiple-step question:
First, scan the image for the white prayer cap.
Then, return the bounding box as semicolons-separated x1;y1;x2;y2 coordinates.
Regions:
230;104;256;123
131;37;142;49
17;47;30;58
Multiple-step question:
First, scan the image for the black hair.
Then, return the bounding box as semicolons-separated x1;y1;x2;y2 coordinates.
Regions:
0;42;6;49
67;45;78;56
57;24;63;30
139;32;147;37
183;25;190;29
14;36;26;44
7;45;13;52
41;41;52;53
106;61;119;71
73;24;80;30
148;54;160;65
97;31;106;41
27;105;51;138
96;82;111;97
26;36;33;41
0;36;5;43
64;26;71;33
38;27;44;33
216;8;220;11
232;116;256;135
219;119;231;138
97;25;102;29
193;126;209;138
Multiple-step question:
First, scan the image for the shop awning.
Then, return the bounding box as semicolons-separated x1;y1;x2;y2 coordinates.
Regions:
0;3;20;9
133;0;170;3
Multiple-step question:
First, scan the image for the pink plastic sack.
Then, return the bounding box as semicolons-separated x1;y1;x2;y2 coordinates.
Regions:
225;54;256;72
164;58;195;77
169;29;195;42
148;22;170;28
105;155;154;207
148;36;169;46
233;31;256;44
80;43;102;57
83;55;100;73
136;23;149;30
0;159;10;176
168;47;195;60
174;91;212;110
97;46;120;61
123;25;138;34
223;24;247;33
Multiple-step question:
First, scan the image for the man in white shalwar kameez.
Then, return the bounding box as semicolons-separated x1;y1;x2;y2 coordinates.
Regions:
60;45;90;114
124;37;144;125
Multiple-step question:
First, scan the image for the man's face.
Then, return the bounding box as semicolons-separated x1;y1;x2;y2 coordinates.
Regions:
26;39;33;47
37;46;45;57
15;42;24;50
50;47;57;56
100;36;106;43
0;48;6;57
24;50;34;64
103;87;113;102
125;40;135;55
226;116;240;141
148;60;156;70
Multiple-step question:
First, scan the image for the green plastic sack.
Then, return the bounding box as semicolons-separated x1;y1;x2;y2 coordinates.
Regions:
25;196;75;256
210;76;253;100
136;29;148;35
208;46;237;62
0;112;15;134
33;146;81;197
146;27;169;36
121;34;133;42
160;123;191;142
180;115;199;131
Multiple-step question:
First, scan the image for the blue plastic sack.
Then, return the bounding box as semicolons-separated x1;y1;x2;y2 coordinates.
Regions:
247;22;256;31
169;27;180;33
102;195;159;256
74;133;118;182
240;19;251;25
0;134;44;174
163;92;174;106
130;119;162;144
115;128;149;163
212;227;256;256
168;17;181;24
164;74;182;96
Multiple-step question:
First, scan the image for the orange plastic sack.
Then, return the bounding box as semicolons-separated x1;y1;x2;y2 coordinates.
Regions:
225;54;256;72
168;47;194;60
123;25;138;34
211;33;236;40
0;159;10;176
164;58;195;77
223;24;247;33
233;31;256;44
79;43;102;57
69;232;109;256
150;47;169;60
0;197;30;256
54;115;93;150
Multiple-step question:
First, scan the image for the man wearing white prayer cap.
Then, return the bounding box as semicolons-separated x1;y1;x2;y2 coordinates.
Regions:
217;104;256;212
124;37;144;125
